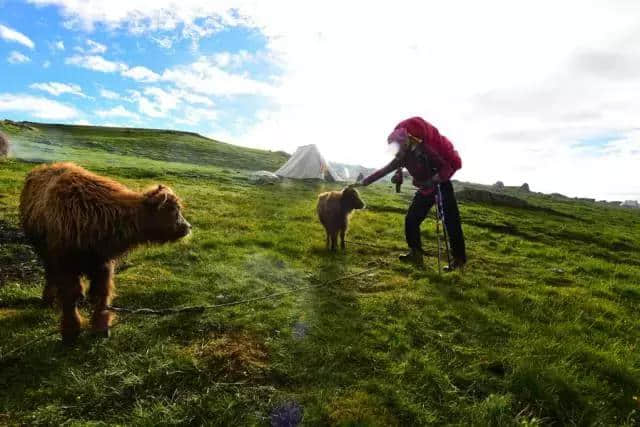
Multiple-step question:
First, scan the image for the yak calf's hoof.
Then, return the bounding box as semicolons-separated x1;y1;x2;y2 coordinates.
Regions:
91;310;112;338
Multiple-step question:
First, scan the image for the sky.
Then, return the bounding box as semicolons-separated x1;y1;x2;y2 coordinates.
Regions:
0;0;639;201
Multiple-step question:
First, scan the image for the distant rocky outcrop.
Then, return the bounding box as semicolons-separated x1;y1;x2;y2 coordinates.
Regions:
249;170;280;184
492;181;504;190
330;162;376;182
456;188;529;208
621;200;639;209
520;183;530;192
1;119;37;131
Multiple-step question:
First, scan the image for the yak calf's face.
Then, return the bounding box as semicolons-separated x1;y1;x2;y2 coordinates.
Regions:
342;187;365;210
143;185;191;242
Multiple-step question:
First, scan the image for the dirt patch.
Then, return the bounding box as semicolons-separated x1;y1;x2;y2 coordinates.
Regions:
0;220;42;287
190;331;269;380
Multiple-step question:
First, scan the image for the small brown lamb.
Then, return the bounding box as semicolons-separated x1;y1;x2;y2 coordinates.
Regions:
317;187;365;251
20;162;191;344
0;131;9;157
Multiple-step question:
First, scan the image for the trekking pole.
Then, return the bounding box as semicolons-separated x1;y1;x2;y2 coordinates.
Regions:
435;205;442;275
436;184;452;268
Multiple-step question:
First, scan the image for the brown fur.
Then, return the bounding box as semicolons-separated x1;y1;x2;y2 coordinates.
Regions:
19;162;191;343
317;187;365;251
0;132;8;157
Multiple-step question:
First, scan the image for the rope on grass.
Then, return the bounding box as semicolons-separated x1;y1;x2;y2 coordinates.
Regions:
107;265;381;316
345;239;398;250
0;316;132;362
0;329;58;362
0;265;381;359
0;266;383;360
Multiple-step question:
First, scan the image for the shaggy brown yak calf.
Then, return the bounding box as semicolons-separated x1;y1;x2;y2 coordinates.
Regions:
317;187;365;251
20;162;191;344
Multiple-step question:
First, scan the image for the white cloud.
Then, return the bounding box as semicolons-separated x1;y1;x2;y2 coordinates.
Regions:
7;51;31;64
174;106;218;125
213;50;253;69
0;93;79;119
235;0;640;201
30;82;87;98
0;24;35;49
74;119;91;125
125;86;215;120
151;36;174;49
95;105;140;120
65;53;163;83
99;88;120;100
162;56;273;96
43;60;51;68
55;40;65;50
173;89;214;106
25;0;640;200
121;65;161;82
74;39;107;54
86;39;107;53
65;54;126;72
127;87;178;118
25;0;246;34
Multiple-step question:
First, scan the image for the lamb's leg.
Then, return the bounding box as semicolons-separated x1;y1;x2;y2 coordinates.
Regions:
340;228;346;250
88;261;115;338
59;273;84;345
330;232;338;252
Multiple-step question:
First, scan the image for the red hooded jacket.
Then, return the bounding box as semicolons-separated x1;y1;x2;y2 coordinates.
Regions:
362;117;462;195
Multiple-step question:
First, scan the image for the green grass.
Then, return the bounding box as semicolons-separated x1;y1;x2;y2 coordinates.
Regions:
1;122;639;426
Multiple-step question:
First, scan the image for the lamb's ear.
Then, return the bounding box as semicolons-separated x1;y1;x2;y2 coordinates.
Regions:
144;185;168;209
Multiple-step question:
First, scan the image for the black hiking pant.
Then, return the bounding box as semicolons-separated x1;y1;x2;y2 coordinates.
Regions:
405;181;466;263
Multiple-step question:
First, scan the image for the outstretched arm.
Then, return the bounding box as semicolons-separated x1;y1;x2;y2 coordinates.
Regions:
360;157;402;186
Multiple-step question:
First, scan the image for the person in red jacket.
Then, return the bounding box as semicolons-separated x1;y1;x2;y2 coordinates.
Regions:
356;117;466;269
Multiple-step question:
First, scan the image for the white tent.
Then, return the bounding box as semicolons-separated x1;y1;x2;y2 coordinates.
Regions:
275;144;340;181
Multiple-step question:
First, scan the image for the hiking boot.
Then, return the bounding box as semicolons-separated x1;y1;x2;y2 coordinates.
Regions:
444;258;466;273
399;249;424;266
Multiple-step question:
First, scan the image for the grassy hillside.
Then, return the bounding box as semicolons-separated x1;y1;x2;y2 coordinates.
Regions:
1;123;639;425
0;120;289;172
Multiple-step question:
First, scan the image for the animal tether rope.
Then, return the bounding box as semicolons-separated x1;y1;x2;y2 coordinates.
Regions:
0;265;382;361
107;265;381;316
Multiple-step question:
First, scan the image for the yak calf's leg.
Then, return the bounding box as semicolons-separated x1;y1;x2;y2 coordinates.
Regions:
340;228;346;250
88;261;115;338
42;270;57;307
59;273;84;345
41;258;58;307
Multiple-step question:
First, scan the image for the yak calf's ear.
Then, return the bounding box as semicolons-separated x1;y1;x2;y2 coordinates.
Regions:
144;185;168;209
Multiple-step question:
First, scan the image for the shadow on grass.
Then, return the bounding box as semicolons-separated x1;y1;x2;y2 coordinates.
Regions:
283;251;375;389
